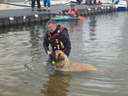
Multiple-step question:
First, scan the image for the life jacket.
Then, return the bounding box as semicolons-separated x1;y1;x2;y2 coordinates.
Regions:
48;25;65;51
67;8;78;17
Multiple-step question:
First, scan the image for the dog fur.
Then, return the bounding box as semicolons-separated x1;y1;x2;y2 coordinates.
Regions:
53;50;96;72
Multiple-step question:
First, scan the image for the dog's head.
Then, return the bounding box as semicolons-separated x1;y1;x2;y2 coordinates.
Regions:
54;50;66;62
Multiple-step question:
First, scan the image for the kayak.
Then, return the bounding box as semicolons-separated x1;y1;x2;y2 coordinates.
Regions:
52;15;79;21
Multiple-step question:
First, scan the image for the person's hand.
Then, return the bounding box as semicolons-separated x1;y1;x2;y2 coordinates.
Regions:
47;51;51;55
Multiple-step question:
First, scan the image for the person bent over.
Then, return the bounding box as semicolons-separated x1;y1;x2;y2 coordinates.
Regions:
43;20;71;63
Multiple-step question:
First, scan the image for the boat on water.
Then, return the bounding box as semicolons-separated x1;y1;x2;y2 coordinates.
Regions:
52;15;85;21
113;0;128;11
52;15;79;21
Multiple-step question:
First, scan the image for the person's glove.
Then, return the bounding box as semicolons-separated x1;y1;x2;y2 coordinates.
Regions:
47;51;51;55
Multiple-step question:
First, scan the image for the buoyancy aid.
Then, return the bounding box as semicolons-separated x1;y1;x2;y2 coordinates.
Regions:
48;25;65;51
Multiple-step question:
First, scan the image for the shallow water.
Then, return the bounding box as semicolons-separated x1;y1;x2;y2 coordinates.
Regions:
0;12;128;96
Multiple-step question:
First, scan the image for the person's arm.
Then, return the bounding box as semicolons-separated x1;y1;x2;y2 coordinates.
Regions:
60;28;71;56
43;33;50;54
62;9;69;15
76;9;79;17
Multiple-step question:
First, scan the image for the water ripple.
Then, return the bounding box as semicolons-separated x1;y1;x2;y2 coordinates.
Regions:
0;12;128;96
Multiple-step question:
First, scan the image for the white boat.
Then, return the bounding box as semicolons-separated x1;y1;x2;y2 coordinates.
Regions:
114;0;128;11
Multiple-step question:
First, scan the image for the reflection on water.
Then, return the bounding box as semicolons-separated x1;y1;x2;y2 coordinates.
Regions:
0;12;128;96
68;21;80;32
29;23;44;64
41;73;71;96
89;15;96;40
57;20;80;32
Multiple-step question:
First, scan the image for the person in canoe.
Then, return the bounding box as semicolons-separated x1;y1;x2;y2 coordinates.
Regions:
62;3;79;17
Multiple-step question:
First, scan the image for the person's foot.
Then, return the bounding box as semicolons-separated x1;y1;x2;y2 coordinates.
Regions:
32;8;34;11
37;8;42;11
43;9;47;11
47;9;50;12
47;7;51;12
43;7;47;11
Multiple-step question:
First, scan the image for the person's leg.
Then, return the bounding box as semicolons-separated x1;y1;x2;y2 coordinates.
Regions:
77;0;80;4
47;0;51;7
37;0;41;11
43;0;47;10
31;0;35;11
43;0;47;7
47;0;51;11
37;0;41;8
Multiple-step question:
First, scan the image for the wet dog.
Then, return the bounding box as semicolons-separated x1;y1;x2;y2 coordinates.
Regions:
53;50;96;72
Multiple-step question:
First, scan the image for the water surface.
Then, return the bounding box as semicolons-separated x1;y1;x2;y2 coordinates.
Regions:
0;12;128;96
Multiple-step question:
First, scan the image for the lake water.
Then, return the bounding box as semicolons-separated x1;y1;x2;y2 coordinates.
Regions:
0;12;128;96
